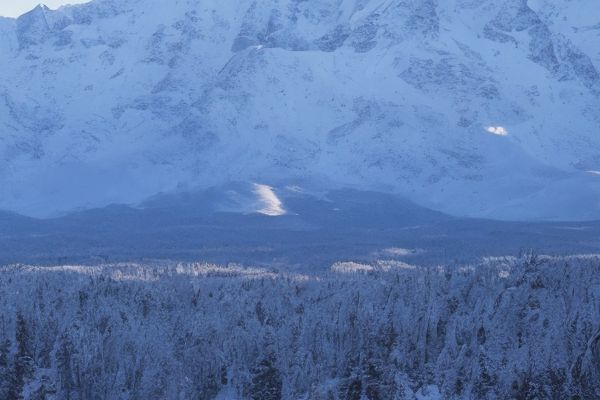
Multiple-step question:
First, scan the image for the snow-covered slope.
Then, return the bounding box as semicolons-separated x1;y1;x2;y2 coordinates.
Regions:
1;0;599;220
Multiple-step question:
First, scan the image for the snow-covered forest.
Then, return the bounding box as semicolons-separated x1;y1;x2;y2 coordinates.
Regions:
0;254;598;399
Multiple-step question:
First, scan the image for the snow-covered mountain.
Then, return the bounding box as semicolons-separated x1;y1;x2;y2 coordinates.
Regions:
1;0;600;220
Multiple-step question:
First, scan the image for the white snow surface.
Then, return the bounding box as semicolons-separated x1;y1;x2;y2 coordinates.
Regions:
1;0;600;220
253;183;286;216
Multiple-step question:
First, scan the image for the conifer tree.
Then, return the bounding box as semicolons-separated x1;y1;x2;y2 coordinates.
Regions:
249;352;282;400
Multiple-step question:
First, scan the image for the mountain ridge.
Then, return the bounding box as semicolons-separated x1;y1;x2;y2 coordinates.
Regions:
1;0;599;220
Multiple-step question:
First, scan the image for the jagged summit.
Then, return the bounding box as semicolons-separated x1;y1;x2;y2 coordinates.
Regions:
27;4;50;13
1;0;599;220
15;3;74;48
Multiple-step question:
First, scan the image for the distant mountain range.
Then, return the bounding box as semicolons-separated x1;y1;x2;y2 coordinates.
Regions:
1;0;599;220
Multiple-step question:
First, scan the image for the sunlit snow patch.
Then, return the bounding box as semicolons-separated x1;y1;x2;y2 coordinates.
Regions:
381;247;423;257
253;183;286;216
331;262;374;273
485;126;509;136
332;260;416;273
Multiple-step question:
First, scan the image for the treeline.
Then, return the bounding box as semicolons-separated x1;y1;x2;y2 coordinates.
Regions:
0;255;598;399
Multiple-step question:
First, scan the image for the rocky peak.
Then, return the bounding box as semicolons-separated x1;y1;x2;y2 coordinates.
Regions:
16;4;74;48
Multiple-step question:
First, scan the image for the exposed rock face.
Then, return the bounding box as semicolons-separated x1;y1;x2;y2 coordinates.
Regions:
0;0;599;219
